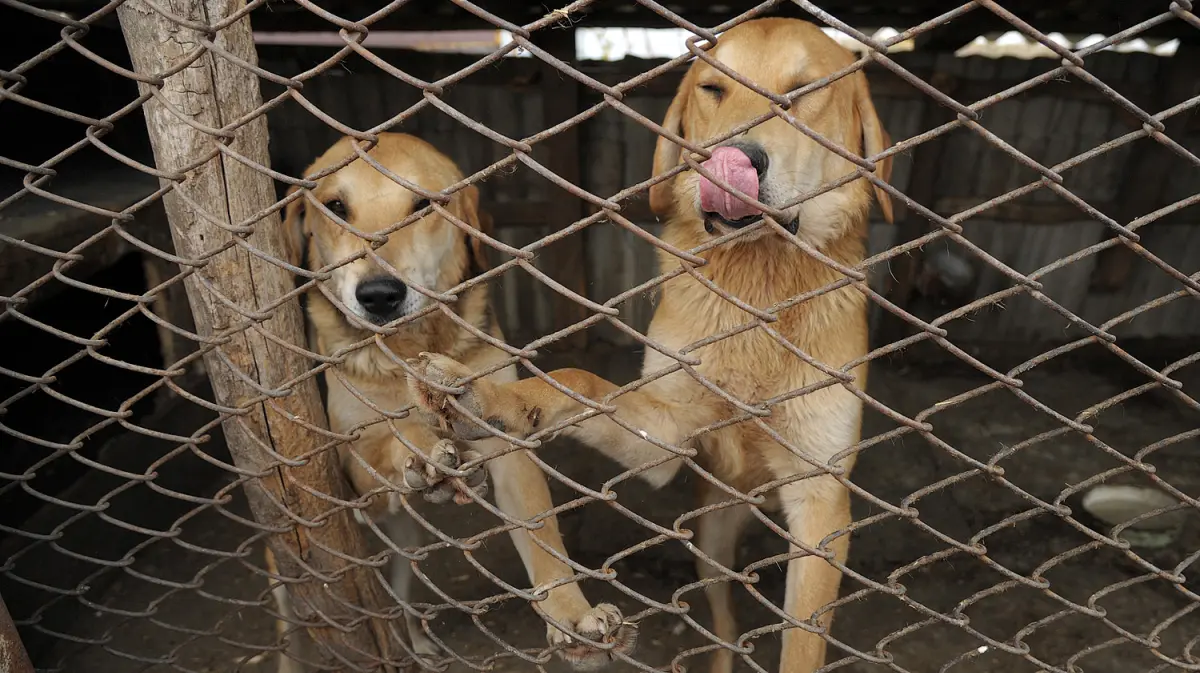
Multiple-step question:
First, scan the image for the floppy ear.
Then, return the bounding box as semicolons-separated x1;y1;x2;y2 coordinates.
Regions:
281;184;308;267
649;68;695;217
456;184;491;274
855;73;894;224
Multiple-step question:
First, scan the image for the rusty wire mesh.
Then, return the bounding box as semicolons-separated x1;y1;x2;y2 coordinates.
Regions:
2;0;1200;672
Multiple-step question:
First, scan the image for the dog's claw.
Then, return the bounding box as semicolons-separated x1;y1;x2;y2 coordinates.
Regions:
403;440;487;505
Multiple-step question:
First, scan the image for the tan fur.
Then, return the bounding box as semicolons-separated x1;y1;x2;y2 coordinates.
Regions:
269;133;634;672
406;19;893;673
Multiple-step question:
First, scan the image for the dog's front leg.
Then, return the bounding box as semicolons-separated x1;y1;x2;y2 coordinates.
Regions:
777;477;852;672
407;354;724;670
406;353;719;489
482;439;638;669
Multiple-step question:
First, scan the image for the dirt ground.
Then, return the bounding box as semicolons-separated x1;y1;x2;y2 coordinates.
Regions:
42;344;1200;673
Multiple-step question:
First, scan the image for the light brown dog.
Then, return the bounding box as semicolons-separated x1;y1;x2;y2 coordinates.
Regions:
267;133;636;672
405;19;892;673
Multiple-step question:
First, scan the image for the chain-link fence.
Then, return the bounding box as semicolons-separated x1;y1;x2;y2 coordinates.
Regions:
2;0;1199;672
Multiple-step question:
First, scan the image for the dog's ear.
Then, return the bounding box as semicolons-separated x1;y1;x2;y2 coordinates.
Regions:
281;185;308;267
457;183;491;274
649;68;695;217
856;73;894;224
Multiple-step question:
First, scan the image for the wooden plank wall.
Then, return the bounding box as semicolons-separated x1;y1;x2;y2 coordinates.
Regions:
256;46;1200;348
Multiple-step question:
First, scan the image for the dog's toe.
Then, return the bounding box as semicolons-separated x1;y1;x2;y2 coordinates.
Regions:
403;441;488;505
547;603;638;671
405;354;451;418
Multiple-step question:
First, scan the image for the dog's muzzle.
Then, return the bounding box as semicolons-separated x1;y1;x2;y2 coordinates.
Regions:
703;213;800;235
698;142;797;236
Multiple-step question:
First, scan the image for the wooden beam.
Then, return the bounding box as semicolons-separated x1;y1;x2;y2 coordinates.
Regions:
32;0;1192;42
253;45;1155;119
254;45;544;88
115;2;404;670
914;9;1002;54
0;171;196;371
580;65;1155;107
0;171;158;305
531;28;590;351
255;45;1145;106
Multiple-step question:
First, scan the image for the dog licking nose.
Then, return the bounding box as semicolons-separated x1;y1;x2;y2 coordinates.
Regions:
355;277;408;323
699;146;763;223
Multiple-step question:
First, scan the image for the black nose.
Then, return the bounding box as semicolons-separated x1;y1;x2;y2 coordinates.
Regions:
729;141;769;177
355;277;407;322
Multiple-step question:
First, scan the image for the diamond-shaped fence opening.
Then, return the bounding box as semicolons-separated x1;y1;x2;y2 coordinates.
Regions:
1;0;1198;672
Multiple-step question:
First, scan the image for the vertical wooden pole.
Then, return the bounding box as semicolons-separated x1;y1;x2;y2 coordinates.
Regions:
534;28;590;351
0;593;34;673
116;2;403;670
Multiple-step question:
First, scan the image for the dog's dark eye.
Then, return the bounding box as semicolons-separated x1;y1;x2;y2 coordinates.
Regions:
324;199;347;220
699;83;725;100
413;198;430;213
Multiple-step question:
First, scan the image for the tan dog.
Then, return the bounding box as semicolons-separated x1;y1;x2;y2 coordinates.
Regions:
405;19;892;673
267;133;636;672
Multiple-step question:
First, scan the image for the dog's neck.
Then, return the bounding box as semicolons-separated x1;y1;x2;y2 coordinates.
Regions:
644;213;871;398
661;215;867;307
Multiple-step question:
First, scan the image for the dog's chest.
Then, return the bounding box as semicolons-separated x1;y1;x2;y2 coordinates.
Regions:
324;372;410;434
649;299;831;400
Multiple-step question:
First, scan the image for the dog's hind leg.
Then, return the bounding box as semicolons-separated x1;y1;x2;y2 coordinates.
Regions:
694;479;754;673
380;513;440;659
266;546;318;673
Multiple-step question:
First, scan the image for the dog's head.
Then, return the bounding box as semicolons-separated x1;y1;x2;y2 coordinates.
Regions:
282;133;490;328
649;18;893;247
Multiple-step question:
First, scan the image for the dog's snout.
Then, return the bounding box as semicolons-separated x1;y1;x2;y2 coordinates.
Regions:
355;277;407;322
744;146;769;177
730;141;769;177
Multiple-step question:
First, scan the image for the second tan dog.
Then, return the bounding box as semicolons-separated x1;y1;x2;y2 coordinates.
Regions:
268;133;636;671
405;19;893;673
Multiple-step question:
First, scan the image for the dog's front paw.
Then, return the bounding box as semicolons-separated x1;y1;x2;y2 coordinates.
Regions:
546;603;638;671
402;439;487;506
406;353;506;442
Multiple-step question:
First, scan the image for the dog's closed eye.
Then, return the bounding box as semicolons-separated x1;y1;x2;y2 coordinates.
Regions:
324;199;348;220
699;83;725;101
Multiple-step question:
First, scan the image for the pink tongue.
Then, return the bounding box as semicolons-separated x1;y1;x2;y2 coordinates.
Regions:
699;146;761;221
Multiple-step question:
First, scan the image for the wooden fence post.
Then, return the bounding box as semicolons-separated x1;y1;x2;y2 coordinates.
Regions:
0;592;34;673
115;2;404;670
